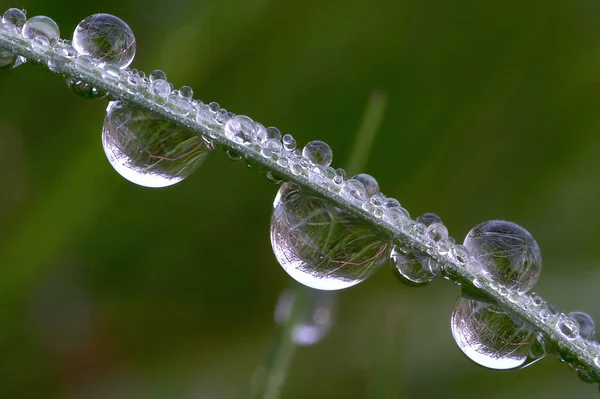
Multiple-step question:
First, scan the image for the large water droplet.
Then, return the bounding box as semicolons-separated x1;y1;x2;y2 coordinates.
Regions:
274;288;336;346
2;8;26;29
270;183;391;290
302;140;333;166
102;100;211;188
451;291;536;369
22;15;60;43
568;312;595;340
463;220;542;293
390;245;440;286
73;14;135;69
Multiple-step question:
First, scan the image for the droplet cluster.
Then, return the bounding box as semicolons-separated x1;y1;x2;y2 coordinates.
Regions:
2;8;599;388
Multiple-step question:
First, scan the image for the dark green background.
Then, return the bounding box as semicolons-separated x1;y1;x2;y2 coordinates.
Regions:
1;0;599;397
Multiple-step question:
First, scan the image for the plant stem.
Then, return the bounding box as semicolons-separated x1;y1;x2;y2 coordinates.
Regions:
1;27;598;379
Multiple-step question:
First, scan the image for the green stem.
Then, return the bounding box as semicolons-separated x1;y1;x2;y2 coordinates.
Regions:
0;27;598;380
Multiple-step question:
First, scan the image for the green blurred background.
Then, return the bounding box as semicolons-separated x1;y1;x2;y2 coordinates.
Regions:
1;0;600;397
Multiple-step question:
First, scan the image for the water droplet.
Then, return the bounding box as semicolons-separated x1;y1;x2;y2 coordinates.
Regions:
568;312;595;340
282;134;297;151
557;317;580;340
152;79;170;99
267;127;282;141
101;63;121;82
384;206;410;226
341;179;367;205
72;14;135;69
75;54;94;68
452;244;470;264
2;8;26;29
149;69;166;82
22;16;59;43
416;213;442;227
66;77;106;99
451;292;536;369
270;183;391;290
224;115;255;144
463;220;542;293
208;101;220;112
274;288;336;346
102;100;211;187
178;85;193;99
530;292;545;307
425;223;448;242
302;140;333;166
352;174;378;196
390;245;440;286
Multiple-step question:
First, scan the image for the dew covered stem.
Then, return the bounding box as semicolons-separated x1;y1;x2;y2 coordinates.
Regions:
0;13;599;383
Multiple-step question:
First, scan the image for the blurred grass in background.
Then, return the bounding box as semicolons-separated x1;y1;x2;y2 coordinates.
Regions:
1;0;600;397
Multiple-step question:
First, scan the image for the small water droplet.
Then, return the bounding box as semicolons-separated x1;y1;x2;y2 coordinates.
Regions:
3;8;26;29
72;14;135;69
152;79;170;99
66;77;106;99
557;317;580;340
101;63;121;82
384;206;410;226
451;292;536;369
179;85;193;99
538;308;551;321
568;312;595;340
270;183;391;290
416;213;442;227
530;292;545;307
452;244;470;264
352;174;378;196
149;69;167;82
463;220;542;293
425;223;448;242
302;140;333;166
341;179;367;204
224;115;255;144
102;100;211;187
390;245;440;286
473;277;484;288
282;134;297;151
22;16;60;43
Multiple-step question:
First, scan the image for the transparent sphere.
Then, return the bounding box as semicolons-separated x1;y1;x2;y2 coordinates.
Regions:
2;8;26;29
102;100;210;188
451;292;536;370
73;14;136;69
416;212;443;227
390;245;440;286
224;115;255;144
568;311;595;339
463;220;542;293
302;140;333;166
22;15;60;43
352;174;379;197
270;183;391;290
